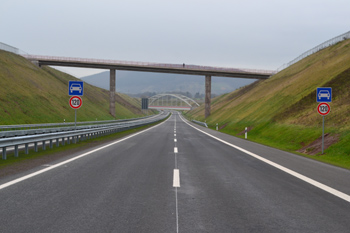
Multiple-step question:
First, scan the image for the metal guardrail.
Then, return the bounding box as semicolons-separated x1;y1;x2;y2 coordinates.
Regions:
0;115;152;132
192;120;208;128
0;112;169;160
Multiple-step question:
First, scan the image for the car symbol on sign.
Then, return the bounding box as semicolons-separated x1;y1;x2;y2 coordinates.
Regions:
70;84;82;93
318;90;330;100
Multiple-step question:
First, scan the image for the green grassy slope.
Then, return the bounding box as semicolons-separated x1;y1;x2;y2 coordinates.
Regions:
186;39;350;168
0;50;147;124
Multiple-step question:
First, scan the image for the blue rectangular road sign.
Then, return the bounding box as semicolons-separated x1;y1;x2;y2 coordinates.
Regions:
317;87;332;102
69;81;84;96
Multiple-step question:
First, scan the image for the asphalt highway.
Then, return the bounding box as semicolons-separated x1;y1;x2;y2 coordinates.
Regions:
0;112;349;232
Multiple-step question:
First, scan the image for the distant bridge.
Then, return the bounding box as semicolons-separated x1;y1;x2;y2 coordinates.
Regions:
23;54;276;118
148;94;200;111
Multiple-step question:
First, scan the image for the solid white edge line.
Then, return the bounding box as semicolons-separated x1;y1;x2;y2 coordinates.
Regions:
173;169;180;187
179;114;350;203
0;115;172;191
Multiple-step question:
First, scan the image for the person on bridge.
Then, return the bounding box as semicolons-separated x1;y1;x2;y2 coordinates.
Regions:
183;63;185;67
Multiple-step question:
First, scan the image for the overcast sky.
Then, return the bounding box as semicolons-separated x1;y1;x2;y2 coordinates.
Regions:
1;0;349;77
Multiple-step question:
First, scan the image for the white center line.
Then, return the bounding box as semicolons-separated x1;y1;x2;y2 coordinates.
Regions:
173;169;180;187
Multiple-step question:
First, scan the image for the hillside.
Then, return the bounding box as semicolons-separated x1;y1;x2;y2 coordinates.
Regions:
186;39;350;168
81;70;254;96
0;50;148;124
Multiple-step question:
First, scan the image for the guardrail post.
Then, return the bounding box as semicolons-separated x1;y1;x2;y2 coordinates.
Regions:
2;147;6;160
62;137;65;146
67;137;70;144
14;145;19;157
25;144;29;154
42;140;46;150
34;142;38;152
50;139;53;149
56;139;59;147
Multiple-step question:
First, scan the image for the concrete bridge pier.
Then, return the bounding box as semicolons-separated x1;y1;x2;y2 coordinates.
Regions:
110;69;116;117
205;75;211;118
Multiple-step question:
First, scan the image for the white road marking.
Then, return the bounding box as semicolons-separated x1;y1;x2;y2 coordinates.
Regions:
174;147;178;153
173;169;180;187
174;113;179;233
175;187;179;233
179;114;350;203
0;116;171;191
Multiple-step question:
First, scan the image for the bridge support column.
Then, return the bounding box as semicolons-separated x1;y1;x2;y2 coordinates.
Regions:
110;69;116;117
205;75;211;118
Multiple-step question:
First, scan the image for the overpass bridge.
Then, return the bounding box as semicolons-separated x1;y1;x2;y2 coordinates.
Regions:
23;54;276;117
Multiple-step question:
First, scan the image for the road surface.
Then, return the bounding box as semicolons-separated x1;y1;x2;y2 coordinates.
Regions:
0;112;349;232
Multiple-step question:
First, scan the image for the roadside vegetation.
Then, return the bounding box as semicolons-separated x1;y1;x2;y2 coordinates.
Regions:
185;39;350;169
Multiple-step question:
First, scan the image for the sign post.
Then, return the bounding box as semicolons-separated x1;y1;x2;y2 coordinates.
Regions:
317;87;332;154
317;102;330;154
69;96;83;129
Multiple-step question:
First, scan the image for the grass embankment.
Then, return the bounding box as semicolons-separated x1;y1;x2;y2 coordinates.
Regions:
185;39;350;169
0;50;151;124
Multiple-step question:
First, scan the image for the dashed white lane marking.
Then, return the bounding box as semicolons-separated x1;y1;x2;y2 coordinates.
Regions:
174;139;177;142
173;169;180;187
179;114;350;203
174;147;178;153
174;134;176;137
0;116;171;191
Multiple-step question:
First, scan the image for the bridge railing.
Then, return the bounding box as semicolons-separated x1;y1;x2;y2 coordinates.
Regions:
22;54;276;75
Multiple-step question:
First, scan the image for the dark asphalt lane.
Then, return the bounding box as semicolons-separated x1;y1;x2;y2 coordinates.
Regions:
175;113;350;232
0;112;349;233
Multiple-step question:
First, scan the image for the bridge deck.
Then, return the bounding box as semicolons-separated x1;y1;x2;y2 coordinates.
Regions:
23;55;276;79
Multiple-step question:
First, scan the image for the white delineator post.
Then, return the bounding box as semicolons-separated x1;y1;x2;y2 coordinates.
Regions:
216;123;218;131
245;127;247;139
